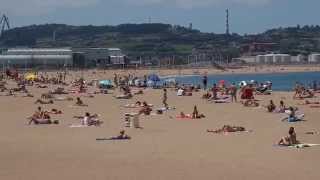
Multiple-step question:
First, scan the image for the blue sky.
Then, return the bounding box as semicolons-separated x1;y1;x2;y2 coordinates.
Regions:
1;0;319;34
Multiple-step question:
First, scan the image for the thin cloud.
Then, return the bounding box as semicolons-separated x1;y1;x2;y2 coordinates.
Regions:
126;0;273;8
0;0;272;16
0;0;99;15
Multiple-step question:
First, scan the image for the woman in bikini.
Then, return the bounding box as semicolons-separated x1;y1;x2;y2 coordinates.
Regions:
278;127;298;146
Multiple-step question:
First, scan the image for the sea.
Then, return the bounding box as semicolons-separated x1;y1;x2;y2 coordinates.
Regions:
162;71;320;91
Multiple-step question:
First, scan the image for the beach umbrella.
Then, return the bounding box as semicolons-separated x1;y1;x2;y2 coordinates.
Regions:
25;73;37;81
219;80;225;84
148;74;160;82
99;80;113;88
239;81;247;86
164;78;176;83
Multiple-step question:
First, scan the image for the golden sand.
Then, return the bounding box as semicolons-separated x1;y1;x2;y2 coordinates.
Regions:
1;68;320;180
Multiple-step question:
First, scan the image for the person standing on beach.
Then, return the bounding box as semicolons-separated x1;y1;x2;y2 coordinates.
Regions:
163;88;168;109
202;75;208;90
229;83;238;102
113;74;118;87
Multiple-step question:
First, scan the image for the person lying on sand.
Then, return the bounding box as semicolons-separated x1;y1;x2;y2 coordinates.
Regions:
50;109;63;114
41;93;54;99
75;97;88;106
202;91;212;99
36;84;48;88
278;127;299;146
34;99;54;104
242;99;259;107
176;112;192;118
123;101;142;108
22;92;34;98
297;100;320;105
54;96;73;101
138;102;153;115
115;93;132;99
28;111;59;125
50;87;68;95
113;130;131;139
97;130;131;140
133;90;144;95
207;125;246;133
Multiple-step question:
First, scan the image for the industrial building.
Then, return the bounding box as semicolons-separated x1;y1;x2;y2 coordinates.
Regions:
256;54;291;64
0;47;127;69
0;48;73;68
72;48;126;68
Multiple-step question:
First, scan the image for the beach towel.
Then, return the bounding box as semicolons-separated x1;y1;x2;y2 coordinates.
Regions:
274;143;320;149
69;124;89;128
96;137;131;141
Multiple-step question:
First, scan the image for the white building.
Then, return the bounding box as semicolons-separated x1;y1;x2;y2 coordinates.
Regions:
0;48;73;68
308;53;320;63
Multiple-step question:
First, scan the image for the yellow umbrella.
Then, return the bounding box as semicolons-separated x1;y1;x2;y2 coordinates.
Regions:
25;73;37;81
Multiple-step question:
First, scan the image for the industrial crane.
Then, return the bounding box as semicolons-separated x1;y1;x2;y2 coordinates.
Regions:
0;14;10;37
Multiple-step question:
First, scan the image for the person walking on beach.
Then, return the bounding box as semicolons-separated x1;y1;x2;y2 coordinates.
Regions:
202;75;208;90
229;83;238;102
163;88;168;109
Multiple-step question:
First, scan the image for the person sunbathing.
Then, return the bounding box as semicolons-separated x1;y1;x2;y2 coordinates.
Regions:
301;89;315;98
75;97;88;106
28;111;59;125
41;93;54;99
100;130;131;140
242;99;259;107
54;96;73;101
192;105;205;119
22;93;34;98
138;102;153;115
278;127;298;146
202;91;212;99
133;90;144;95
298;100;320;105
123;101;144;108
37;84;48;88
207;125;246;133
34;99;54;104
50;109;63;114
176;112;192;118
51;87;68;94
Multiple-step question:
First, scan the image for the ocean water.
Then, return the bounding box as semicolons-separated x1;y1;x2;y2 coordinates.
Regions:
162;71;320;91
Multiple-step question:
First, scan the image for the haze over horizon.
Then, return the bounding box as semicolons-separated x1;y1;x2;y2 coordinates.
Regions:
1;0;319;34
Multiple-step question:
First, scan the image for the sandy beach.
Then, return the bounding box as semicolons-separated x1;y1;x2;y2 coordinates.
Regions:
1;68;320;180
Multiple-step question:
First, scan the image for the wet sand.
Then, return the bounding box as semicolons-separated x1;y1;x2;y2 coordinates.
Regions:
1;70;320;180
